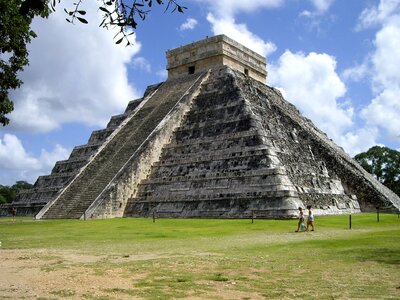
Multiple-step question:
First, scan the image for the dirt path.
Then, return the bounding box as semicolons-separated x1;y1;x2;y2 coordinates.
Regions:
0;249;140;299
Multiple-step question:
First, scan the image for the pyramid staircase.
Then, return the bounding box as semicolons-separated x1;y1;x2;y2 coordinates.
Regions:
38;73;207;219
4;95;146;216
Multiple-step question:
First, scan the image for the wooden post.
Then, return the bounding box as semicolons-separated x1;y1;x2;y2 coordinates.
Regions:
251;210;254;224
349;214;352;229
153;211;156;223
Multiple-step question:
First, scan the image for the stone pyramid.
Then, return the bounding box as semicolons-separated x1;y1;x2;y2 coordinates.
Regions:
6;35;399;219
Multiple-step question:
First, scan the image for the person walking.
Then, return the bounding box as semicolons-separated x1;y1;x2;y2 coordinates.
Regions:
306;205;315;231
295;207;305;232
11;207;17;222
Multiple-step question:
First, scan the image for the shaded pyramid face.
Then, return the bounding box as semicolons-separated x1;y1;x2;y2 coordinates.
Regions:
124;67;361;218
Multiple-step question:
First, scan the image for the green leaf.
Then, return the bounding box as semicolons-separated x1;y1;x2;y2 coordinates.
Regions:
77;17;88;24
29;30;38;38
77;10;86;15
99;7;110;13
115;37;124;44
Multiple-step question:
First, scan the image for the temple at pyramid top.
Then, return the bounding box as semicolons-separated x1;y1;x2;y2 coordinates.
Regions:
166;35;268;83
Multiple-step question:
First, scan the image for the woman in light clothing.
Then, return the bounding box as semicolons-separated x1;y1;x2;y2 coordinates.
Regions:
306;205;315;231
295;207;305;232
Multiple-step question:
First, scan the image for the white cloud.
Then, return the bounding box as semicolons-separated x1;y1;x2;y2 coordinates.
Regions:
8;1;140;133
361;87;400;139
200;0;284;19
132;57;152;73
207;14;276;56
300;0;334;18
337;128;379;157
371;17;400;88
342;62;369;82
189;0;280;57
356;0;400;30
0;134;69;185
356;2;400;144
299;10;313;18
309;0;334;14
269;50;352;142
180;18;198;30
156;69;168;81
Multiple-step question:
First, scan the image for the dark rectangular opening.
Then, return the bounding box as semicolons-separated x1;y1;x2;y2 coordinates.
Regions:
244;68;249;76
188;66;195;74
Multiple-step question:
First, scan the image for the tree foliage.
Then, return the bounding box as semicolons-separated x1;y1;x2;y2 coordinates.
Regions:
354;146;400;197
0;181;33;204
0;0;49;126
62;0;187;46
0;0;186;126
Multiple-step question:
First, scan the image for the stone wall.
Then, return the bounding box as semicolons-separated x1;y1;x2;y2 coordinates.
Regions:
166;35;267;83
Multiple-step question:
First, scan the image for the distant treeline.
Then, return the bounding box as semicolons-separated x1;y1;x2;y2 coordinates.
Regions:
354;146;400;197
0;181;32;204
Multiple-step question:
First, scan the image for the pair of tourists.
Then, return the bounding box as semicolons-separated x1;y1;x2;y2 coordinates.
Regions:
295;206;314;232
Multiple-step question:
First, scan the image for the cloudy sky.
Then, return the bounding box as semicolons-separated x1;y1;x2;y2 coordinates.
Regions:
1;0;399;185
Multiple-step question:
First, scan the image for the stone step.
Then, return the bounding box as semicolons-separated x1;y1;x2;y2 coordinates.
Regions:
154;147;277;167
125;98;143;113
182;100;246;125
88;127;116;144
142;166;287;185
166;129;261;148
174;118;254;140
130;189;298;203
69;143;102;159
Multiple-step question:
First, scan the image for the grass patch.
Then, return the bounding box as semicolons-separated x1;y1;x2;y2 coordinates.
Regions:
209;273;229;282
50;289;76;297
1;213;399;299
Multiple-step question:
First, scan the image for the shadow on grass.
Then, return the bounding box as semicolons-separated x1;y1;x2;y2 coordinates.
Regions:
352;248;400;265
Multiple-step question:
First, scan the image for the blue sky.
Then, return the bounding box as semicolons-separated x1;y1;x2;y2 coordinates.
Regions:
1;0;400;185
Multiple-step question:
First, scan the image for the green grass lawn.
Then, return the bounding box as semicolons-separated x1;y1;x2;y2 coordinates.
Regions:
1;214;399;299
